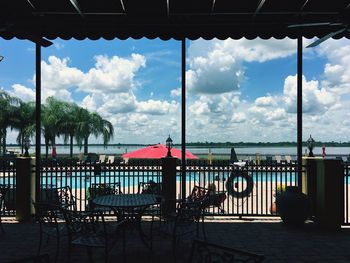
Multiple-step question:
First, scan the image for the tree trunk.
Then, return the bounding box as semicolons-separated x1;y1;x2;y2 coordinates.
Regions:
21;134;24;154
70;134;73;158
0;135;2;155
84;137;88;155
44;137;49;158
2;128;6;154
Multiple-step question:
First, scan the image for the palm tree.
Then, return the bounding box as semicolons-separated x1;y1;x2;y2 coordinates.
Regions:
0;91;20;155
41;97;66;158
75;111;114;155
12;101;36;154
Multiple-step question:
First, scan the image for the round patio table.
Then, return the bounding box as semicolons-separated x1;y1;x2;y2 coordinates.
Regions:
93;194;159;209
93;194;160;252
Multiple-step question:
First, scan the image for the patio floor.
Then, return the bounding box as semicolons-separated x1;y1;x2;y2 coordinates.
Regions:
1;217;350;263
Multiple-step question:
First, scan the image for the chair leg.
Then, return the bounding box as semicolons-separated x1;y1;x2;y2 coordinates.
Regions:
201;216;207;241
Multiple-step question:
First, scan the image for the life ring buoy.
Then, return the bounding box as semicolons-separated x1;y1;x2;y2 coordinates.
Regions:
226;170;254;198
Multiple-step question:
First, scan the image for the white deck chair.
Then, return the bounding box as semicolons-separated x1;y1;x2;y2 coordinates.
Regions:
285;155;292;164
275;155;282;164
107;155;115;163
98;154;106;163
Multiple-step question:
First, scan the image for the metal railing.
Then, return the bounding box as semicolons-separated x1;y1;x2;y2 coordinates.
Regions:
0;158;16;216
2;158;349;222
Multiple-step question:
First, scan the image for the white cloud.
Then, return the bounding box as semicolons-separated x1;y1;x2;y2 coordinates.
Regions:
78;54;146;93
254;95;277;107
283;75;338;114
136;99;179;115
187;38;296;95
231;112;246;123
10;84;35;102
171;87;181;97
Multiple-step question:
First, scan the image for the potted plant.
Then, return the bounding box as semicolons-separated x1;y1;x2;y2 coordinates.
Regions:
276;186;311;225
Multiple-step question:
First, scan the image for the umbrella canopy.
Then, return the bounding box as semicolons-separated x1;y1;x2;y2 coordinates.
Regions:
122;144;199;160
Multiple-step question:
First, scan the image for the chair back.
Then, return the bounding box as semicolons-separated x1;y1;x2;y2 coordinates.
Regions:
41;186;76;211
0;184;8;211
88;183;122;200
98;155;106;163
33;202;60;229
61;209;106;240
138;181;162;195
188;239;264;263
107;155;115;163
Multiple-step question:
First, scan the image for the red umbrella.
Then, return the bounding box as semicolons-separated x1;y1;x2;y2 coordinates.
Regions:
122;144;199;159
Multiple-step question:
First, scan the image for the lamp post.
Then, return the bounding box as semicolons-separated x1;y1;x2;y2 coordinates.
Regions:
24;137;30;157
307;135;315;157
166;135;173;157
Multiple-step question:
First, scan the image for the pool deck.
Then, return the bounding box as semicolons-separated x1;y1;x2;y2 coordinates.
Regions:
1;217;350;263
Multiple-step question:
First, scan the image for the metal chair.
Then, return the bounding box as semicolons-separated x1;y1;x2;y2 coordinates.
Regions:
87;183;122;211
0;184;8;233
61;208;125;263
161;199;205;255
188;239;265;263
5;254;50;263
33;202;63;263
40;186;77;212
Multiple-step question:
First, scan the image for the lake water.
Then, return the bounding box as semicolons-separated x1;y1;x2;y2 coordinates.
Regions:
15;145;350;157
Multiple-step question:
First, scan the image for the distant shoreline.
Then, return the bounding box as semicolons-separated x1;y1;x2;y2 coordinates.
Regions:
5;142;350;148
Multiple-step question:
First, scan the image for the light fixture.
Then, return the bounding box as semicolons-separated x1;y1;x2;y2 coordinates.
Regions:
306;135;315;157
166;135;173;157
24;137;30;157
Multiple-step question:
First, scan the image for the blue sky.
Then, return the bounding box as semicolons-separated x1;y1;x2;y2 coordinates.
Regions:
0;37;349;144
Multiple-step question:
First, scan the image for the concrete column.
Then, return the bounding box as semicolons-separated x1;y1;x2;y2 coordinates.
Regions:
315;159;344;229
15;157;36;222
161;157;177;215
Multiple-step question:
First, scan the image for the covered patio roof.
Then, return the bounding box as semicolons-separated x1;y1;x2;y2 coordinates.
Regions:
1;0;349;41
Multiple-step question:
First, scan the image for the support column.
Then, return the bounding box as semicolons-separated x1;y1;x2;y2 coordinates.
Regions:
16;157;36;222
181;38;186;200
35;42;41;202
161;157;177;215
297;36;303;188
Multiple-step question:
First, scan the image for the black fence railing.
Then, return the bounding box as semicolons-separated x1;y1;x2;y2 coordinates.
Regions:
0;158;16;216
179;160;299;216
1;158;349;221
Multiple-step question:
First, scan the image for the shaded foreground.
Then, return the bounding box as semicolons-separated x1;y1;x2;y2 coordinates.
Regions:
1;217;350;263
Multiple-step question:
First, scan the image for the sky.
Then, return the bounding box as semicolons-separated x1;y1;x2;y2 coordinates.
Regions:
0;37;349;144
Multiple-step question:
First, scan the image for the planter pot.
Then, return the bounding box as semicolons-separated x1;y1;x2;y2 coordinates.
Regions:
276;186;311;225
270;202;277;214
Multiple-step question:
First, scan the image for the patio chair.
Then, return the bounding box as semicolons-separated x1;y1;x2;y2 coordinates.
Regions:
5;254;50;263
137;181;162;222
0;184;9;233
106;155;115;164
87;183;122;211
98;155;106;163
188;239;264;263
61;208;125;263
33;202;63;263
40;186;77;212
284;155;292;164
188;185;227;214
275;155;282;164
167;199;205;255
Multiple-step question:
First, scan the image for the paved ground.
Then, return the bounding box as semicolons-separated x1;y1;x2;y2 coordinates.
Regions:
1;217;350;263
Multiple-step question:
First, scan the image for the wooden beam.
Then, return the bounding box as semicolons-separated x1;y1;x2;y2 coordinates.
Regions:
69;0;84;17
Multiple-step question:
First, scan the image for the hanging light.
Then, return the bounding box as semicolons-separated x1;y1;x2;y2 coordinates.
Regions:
166;135;173;157
306;135;315;157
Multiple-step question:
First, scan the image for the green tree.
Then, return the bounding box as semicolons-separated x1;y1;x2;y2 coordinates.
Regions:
12;101;36;154
41;97;67;158
0;91;20;155
75;110;114;155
